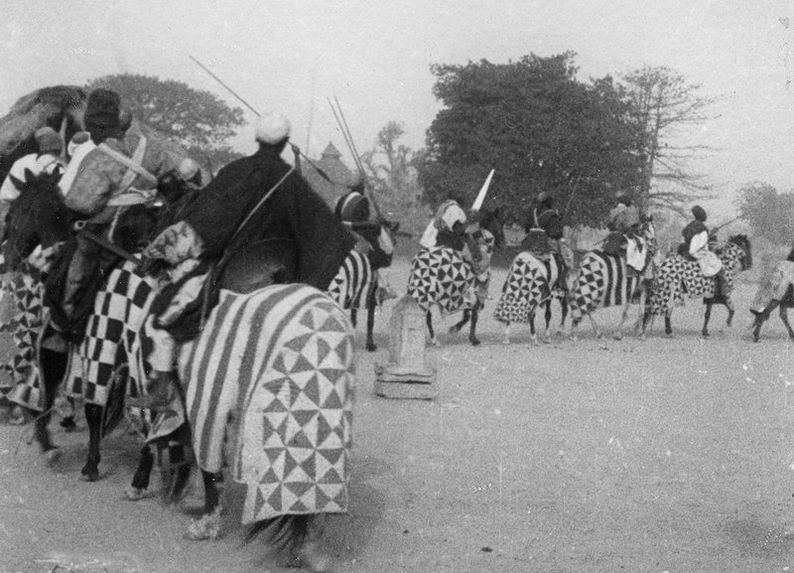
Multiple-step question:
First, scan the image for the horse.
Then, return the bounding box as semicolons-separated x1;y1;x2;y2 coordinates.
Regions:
493;249;569;344
567;221;658;339
643;234;752;337
409;225;496;346
748;253;794;342
1;169;185;489
328;221;395;351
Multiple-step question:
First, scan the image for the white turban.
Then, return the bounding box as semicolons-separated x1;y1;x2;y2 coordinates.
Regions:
255;113;291;144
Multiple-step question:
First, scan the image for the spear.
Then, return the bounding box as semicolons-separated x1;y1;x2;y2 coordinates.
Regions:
189;55;338;184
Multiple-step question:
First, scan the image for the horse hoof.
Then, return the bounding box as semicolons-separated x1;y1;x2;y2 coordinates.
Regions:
59;417;77;432
365;342;377;352
185;508;222;541
469;337;481;347
701;331;710;338
289;541;333;572
124;486;150;501
613;333;623;341
448;326;460;335
429;338;440;347
80;466;100;482
44;448;61;467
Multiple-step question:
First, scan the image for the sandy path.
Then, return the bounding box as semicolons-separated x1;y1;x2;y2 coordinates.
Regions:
2;259;794;572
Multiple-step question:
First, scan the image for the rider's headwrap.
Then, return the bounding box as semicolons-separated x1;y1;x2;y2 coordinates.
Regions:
435;199;467;233
691;205;707;222
335;191;369;222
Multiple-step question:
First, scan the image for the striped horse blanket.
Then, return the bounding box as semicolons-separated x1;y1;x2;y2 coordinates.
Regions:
493;252;561;324
570;251;639;320
406;246;479;314
327;249;373;309
178;283;355;524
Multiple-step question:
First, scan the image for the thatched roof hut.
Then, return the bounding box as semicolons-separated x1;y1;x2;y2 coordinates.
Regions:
302;142;356;209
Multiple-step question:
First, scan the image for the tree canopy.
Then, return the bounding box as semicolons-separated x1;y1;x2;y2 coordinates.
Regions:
736;181;794;246
85;73;245;173
417;53;645;227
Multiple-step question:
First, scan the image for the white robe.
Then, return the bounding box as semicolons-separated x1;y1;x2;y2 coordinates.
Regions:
689;230;722;277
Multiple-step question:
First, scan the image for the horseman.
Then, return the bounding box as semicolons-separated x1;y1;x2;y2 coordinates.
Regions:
47;88;177;338
679;205;726;295
141;111;356;397
522;191;571;288
604;191;646;274
0;126;64;207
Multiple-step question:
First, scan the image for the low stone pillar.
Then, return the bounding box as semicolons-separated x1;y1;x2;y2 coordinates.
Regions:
375;295;437;399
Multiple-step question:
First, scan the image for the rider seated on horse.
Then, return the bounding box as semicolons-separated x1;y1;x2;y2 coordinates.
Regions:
521;191;571;287
678;205;727;296
420;199;484;266
603;190;647;273
46;89;177;341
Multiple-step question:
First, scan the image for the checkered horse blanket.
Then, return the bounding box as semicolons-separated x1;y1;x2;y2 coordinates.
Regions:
327;249;374;309
569;251;641;320
406;246;480;314
64;260;158;410
177;283;355;524
494;252;561;324
647;242;744;316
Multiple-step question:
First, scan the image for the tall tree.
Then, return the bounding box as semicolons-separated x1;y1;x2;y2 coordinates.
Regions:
621;66;715;213
85;73;245;173
417;53;644;227
736;181;794;245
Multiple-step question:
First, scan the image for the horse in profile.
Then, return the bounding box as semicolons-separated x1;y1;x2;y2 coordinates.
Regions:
643;234;752;337
749;248;794;342
567;220;658;339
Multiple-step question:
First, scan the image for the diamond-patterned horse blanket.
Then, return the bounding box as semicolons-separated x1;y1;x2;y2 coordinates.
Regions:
494;252;561;324
647;242;744;316
0;270;44;395
406;246;478;314
178;283;355;524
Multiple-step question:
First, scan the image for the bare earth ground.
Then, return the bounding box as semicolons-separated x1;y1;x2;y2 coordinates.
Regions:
2;257;794;573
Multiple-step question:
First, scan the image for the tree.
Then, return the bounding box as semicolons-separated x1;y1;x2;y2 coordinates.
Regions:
621;66;715;213
85;73;245;173
736;181;794;245
359;121;425;234
417;53;644;227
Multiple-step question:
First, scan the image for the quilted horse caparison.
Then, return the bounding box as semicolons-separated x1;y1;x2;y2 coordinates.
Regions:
493;251;563;324
177;283;355;524
406;246;481;314
647;242;745;316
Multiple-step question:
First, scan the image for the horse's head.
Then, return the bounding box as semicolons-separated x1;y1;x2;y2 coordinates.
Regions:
728;234;753;270
477;207;505;250
3;169;70;270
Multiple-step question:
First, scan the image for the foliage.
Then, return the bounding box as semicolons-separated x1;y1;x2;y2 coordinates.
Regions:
360;121;427;236
85;73;245;174
417;53;645;228
621;66;715;212
735;181;794;246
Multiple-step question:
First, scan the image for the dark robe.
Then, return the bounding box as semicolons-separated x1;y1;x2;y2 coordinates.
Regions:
184;145;355;291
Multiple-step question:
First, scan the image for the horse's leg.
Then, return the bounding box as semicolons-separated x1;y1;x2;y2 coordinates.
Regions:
529;310;537;345
449;309;470;335
664;312;673;337
80;403;103;481
247;514;331;571
724;298;735;328
543;299;553;339
59;397;77;431
502;322;511;345
364;285;377;352
35;347;68;464
125;444;155;500
186;469;225;541
588;313;602;339
615;300;631;340
349;308;358;329
702;302;713;337
559;296;569;334
468;306;481;346
569;317;581;340
426;311;439;346
779;305;794;340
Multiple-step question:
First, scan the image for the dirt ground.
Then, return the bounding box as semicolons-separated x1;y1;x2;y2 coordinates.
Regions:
2;257;794;573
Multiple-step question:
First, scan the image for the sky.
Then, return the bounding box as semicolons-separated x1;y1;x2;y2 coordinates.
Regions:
1;0;791;217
